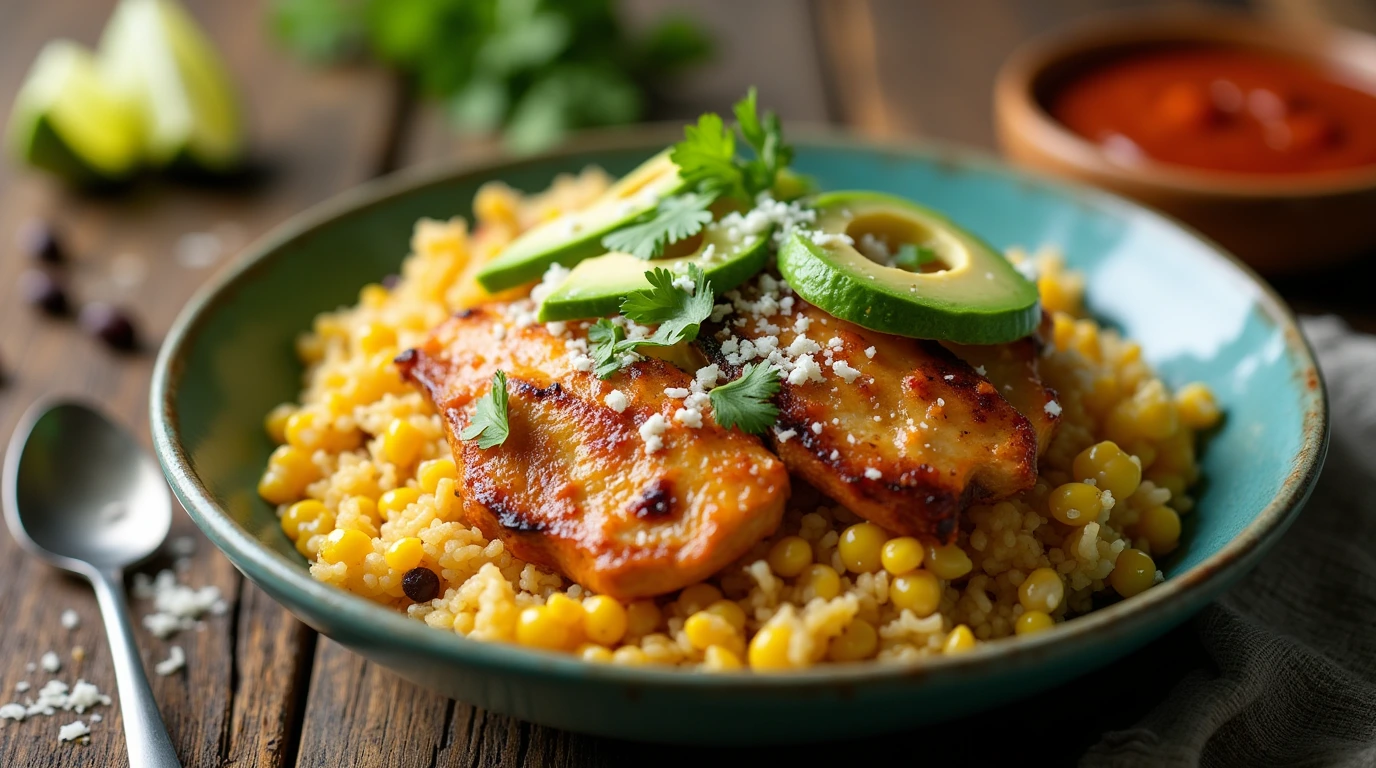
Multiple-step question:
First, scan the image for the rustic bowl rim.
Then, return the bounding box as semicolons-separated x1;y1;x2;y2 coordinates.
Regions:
995;7;1376;198
150;125;1328;690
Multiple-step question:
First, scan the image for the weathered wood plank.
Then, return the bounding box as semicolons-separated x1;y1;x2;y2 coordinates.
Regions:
0;0;398;765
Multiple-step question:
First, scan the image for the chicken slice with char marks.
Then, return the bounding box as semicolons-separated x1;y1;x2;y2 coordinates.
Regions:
396;307;790;600
701;296;1048;542
943;312;1060;455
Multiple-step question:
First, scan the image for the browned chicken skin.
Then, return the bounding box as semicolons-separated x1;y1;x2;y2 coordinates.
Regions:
397;307;790;599
701;299;1056;542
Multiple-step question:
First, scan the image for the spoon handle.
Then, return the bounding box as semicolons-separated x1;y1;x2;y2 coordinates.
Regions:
91;569;183;768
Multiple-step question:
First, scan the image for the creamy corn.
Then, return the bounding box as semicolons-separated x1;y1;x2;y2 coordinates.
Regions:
258;175;1216;671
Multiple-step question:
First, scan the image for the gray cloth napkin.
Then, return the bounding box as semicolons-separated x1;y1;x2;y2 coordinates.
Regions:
1083;316;1376;768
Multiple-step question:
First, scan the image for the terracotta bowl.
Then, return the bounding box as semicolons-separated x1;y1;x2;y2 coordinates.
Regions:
995;10;1376;274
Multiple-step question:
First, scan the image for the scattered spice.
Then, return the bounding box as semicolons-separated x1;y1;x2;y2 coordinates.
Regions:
20;270;69;316
402;567;440;602
77;303;138;351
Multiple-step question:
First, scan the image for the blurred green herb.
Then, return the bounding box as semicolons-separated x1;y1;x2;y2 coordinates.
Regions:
270;0;711;153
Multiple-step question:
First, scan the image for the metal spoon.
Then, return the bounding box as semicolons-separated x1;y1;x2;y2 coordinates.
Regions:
3;400;182;768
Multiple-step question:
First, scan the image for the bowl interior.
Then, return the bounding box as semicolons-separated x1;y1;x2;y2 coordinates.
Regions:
159;135;1321;651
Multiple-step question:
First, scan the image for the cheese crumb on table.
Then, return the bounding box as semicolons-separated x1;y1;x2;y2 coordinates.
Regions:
60;610;79;630
133;570;228;639
154;646;186;677
57;720;89;742
40;652;60;673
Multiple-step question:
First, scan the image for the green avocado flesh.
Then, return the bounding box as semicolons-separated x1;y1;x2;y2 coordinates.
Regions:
537;225;769;322
777;191;1040;345
477;149;689;292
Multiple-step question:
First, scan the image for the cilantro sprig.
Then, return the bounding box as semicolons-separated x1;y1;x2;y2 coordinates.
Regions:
601;192;715;260
670;86;793;205
460;371;510;449
589;265;713;379
709;362;782;435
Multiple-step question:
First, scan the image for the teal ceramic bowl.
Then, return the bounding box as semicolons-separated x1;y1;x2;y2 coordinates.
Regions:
151;129;1327;745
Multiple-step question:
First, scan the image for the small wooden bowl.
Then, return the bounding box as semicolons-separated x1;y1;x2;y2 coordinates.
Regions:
995;10;1376;274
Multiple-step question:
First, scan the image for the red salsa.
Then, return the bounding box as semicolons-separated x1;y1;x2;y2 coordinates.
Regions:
1050;46;1376;175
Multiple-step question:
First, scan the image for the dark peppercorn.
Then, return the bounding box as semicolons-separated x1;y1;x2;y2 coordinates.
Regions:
402;567;440;602
18;219;64;264
20;269;69;315
78;302;138;351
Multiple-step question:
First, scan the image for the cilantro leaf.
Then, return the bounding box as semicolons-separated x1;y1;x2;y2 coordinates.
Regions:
709;362;782;435
587;267;716;379
670;113;744;200
460;371;510;449
588;318;627;379
893;243;939;271
601;192;716;260
620;264;714;344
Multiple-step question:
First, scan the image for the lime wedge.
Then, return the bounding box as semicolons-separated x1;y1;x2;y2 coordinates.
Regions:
99;0;243;172
5;40;143;184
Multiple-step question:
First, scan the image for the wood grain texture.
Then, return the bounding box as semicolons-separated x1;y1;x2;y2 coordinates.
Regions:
0;0;396;765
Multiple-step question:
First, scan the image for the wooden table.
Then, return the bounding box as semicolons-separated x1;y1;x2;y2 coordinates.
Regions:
1;1;1372;765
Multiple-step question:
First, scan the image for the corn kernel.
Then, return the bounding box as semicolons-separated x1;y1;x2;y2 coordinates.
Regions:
1018;568;1064;613
839;522;888;573
378;487;422;520
767;535;813;578
880;536;925;575
1048;482;1103;526
944;624;976;654
578;644;613;663
545;594;586;630
320;528;372;566
705;600;747;632
358;322;397;355
1111;549;1156;598
516;606;577;651
582;595;628;646
384;537;425;571
611;645;649;666
360;283;389;308
748;624;793;670
685;611;739;652
1072;441;1141;500
1016;610;1055;636
677;583;723;615
1176;382;1221;430
799;564;841;600
1136;505;1182;555
924;541;973;580
259;445;319;504
827;618;878;662
281;500;327;540
418;458;457;494
625;600;661;637
702;644;743;672
382;419;424;467
264;404;295;444
890;570;942;616
284;410;360;452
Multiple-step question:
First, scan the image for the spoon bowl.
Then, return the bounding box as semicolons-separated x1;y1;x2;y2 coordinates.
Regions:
5;401;171;573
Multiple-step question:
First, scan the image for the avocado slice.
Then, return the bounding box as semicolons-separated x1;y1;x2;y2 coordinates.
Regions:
477;149;689;292
536;225;769;322
778;191;1040;344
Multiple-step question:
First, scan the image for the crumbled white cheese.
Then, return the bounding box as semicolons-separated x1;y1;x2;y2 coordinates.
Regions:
15;682;30;693
786;335;821;356
639;414;668;453
545;321;567;337
154;646;186;677
936;397;945;407
492;324;506;340
673;408;703;429
64;681;109;713
864;468;883;480
604;390;629;413
811;422;824;435
529;262;570;306
1045;400;1063;417
58;720;89;742
0;703;25;722
974;365;987;376
663;387;691;399
695;364;721;390
671;274;696;294
787;355;824;385
944;374;955;381
775;428;797;443
864;346;877;359
569;353;594;373
60;610;79;630
831;360;861;384
133;570;228;639
809;231;855;248
40;653;60;673
792;315;811;333
827;336;844;349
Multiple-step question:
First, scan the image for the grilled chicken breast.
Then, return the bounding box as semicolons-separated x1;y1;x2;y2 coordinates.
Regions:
397;307;790;599
943;313;1060;455
701;295;1052;542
